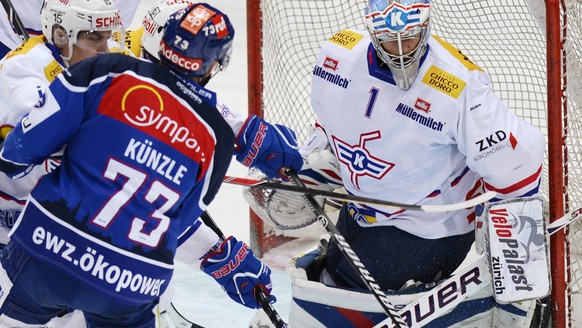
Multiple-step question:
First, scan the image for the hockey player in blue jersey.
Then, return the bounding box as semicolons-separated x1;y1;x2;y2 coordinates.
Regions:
0;3;302;327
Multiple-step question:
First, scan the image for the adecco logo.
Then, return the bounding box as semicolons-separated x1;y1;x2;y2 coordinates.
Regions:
160;42;202;73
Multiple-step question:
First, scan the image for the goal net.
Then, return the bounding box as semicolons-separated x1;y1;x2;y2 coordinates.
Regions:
247;0;582;326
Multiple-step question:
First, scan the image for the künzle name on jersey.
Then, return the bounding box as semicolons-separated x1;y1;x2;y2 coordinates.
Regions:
313;65;350;89
124;138;188;185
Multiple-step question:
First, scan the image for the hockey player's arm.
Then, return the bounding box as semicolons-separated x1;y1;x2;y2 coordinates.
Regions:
458;78;545;199
0;75;84;178
0;53;58;138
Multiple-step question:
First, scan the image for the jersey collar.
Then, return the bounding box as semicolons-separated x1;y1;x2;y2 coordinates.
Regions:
366;42;430;85
45;41;67;68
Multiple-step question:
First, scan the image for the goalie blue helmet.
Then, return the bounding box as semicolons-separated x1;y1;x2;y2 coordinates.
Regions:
365;0;431;90
160;3;234;83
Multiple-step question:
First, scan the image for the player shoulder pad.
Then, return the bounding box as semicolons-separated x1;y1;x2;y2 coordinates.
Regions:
326;29;366;51
123;27;145;58
419;35;494;99
5;35;46;60
431;35;483;72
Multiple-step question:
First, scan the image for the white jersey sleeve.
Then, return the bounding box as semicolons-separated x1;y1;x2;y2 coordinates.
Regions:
457;72;545;198
0;0;43;50
216;100;246;136
0;37;63;244
0;37;63;129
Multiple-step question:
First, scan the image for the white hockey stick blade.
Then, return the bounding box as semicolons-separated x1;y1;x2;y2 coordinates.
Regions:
547;207;582;235
161;303;204;328
419;192;497;212
224;175;496;213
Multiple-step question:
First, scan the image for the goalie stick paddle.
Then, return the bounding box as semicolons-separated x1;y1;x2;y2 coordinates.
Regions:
200;211;289;328
0;0;29;42
284;169;407;328
224;175;496;212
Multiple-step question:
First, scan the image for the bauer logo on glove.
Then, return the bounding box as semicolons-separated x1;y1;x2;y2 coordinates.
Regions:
234;115;303;179
201;236;276;309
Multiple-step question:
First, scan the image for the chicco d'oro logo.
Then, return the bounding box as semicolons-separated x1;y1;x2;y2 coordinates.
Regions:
421;65;466;99
329;30;363;50
181;5;214;35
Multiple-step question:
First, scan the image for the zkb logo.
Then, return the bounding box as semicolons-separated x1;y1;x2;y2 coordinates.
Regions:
332;131;394;189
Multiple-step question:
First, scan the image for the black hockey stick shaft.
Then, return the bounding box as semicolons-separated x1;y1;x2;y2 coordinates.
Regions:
0;0;28;42
284;169;407;328
200;211;288;328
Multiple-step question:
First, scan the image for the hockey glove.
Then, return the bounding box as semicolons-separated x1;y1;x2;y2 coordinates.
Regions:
234;115;303;179
243;149;344;230
201;236;275;309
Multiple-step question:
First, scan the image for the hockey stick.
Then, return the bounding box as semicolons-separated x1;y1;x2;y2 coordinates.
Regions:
0;0;28;42
160;303;204;328
284;169;407;328
200;211;288;328
546;207;582;235
224;175;496;212
374;256;490;328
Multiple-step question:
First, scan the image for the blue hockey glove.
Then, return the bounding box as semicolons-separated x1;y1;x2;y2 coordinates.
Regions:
201;236;276;309
234;115;303;179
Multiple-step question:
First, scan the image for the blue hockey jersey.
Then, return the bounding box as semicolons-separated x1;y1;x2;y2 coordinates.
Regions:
0;53;234;303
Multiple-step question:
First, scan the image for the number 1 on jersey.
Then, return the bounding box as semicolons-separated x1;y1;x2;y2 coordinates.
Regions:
365;87;380;118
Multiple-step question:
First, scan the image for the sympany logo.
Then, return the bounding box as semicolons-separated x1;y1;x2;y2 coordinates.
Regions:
121;85;200;150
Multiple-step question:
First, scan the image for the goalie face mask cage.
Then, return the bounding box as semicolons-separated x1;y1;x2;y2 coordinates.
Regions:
365;0;431;89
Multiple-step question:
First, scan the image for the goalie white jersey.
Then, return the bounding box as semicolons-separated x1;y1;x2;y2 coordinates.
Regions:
311;29;545;239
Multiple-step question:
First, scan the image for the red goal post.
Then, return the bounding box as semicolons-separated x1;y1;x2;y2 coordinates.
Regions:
247;0;582;326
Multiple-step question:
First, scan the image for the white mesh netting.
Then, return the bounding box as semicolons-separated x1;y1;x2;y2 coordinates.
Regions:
253;0;582;325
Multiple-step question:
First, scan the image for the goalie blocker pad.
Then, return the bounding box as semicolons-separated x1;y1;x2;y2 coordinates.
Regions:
481;197;550;303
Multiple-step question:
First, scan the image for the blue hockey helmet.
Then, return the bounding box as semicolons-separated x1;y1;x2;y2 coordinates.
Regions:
364;0;431;90
160;3;235;80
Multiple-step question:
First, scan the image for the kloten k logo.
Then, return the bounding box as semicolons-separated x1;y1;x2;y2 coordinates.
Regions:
332;131;394;189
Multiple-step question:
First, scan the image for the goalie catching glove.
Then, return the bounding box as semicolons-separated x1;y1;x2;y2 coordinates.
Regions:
234;115;303;179
243;149;343;230
201;236;275;309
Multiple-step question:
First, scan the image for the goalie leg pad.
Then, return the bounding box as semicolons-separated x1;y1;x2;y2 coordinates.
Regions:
289;251;497;328
482;197;550;303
